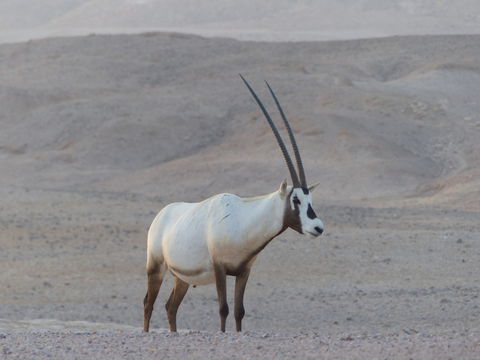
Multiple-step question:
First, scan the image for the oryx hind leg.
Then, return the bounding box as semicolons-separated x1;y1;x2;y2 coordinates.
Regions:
165;276;190;332
234;268;251;332
143;260;166;332
214;263;229;332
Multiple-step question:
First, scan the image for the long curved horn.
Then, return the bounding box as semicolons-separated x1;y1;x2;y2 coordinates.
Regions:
265;81;307;188
240;74;301;188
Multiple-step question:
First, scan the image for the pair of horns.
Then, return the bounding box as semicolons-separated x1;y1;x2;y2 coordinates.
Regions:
240;74;307;189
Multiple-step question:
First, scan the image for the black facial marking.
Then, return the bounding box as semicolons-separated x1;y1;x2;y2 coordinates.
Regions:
283;189;302;234
302;187;309;195
307;204;317;219
292;197;300;214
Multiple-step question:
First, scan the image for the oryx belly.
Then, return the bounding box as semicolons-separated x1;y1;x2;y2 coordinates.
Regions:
163;228;214;286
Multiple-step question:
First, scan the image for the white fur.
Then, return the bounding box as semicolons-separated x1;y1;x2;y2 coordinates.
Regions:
147;183;324;286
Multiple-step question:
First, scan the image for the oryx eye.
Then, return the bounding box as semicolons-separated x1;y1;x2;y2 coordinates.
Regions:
293;197;301;205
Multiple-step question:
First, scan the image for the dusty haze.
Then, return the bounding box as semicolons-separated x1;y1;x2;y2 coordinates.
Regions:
1;0;480;43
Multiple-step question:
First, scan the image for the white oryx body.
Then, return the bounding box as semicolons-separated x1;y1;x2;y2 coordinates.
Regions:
148;190;285;286
148;186;323;287
143;76;325;333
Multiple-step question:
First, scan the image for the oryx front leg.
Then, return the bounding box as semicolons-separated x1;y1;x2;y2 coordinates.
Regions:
165;276;189;332
143;262;165;332
214;263;229;332
234;268;251;332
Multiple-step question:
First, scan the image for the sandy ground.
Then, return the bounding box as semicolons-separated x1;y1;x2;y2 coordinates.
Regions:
1;321;479;360
0;33;479;358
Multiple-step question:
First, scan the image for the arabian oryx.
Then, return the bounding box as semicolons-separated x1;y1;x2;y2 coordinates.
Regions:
144;75;324;333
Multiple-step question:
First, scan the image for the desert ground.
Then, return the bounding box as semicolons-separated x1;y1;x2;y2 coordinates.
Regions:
0;33;479;358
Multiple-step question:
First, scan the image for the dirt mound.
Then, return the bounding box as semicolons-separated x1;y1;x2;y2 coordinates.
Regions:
1;34;479;205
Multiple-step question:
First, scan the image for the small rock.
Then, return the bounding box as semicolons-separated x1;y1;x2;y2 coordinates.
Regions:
403;328;418;335
73;330;89;335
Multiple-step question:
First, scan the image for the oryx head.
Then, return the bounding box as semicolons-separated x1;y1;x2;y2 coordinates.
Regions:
241;75;324;238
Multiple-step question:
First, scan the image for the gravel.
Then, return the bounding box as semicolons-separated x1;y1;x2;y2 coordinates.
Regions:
1;325;479;360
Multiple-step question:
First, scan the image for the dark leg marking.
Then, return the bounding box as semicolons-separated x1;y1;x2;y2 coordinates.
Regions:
214;263;229;332
234;268;251;332
165;276;189;332
143;263;164;332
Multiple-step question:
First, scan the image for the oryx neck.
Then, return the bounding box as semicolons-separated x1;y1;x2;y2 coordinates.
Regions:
240;190;286;241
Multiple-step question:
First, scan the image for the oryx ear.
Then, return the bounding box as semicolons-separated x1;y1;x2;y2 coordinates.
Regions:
308;181;321;193
279;179;288;199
